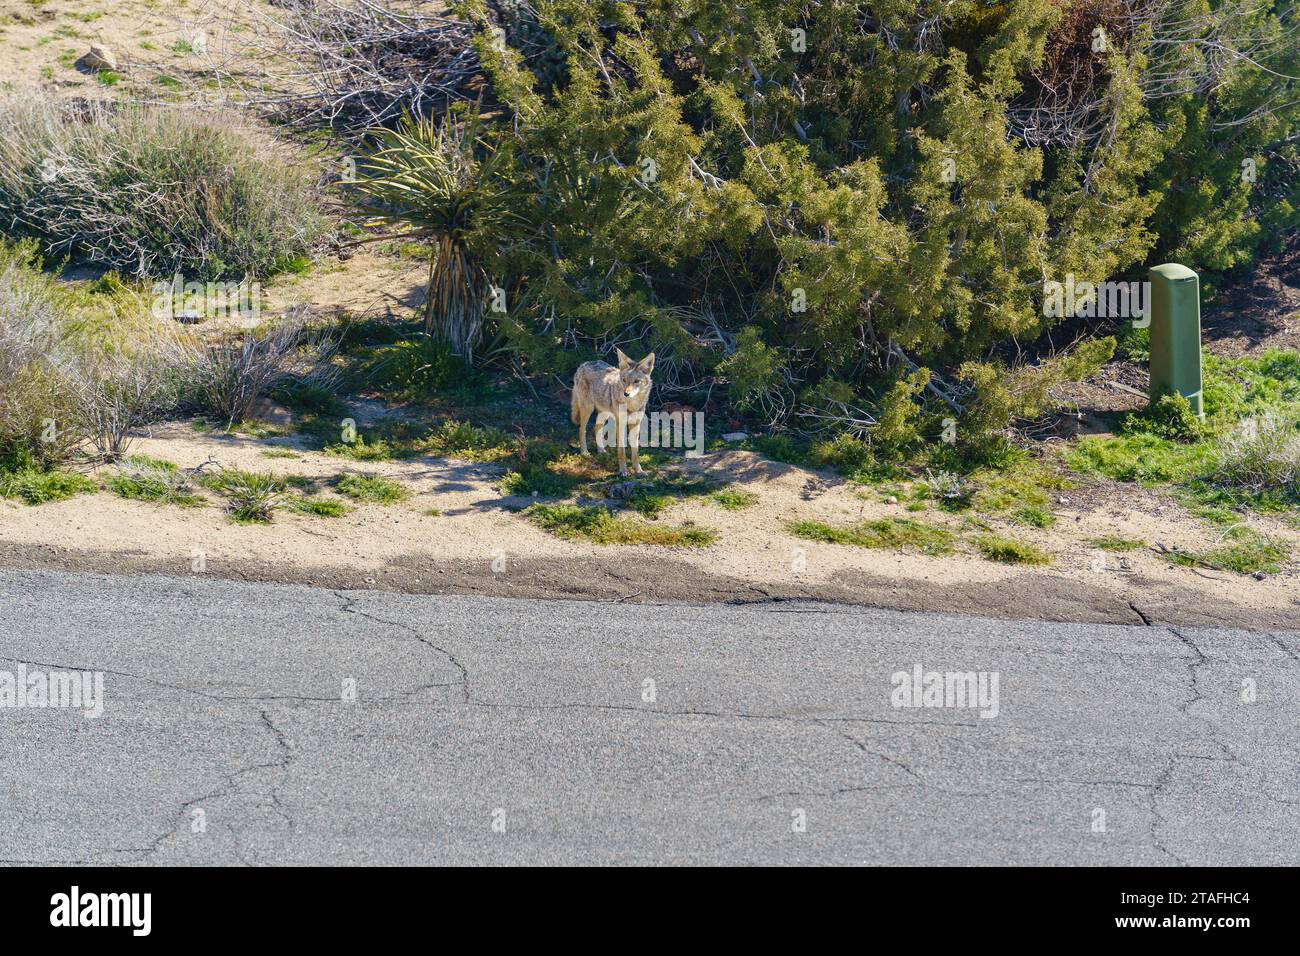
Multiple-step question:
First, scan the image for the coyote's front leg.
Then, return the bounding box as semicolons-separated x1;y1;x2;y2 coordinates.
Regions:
627;412;644;474
594;411;613;457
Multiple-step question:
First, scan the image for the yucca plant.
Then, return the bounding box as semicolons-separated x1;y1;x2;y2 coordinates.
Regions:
356;113;523;363
200;468;288;523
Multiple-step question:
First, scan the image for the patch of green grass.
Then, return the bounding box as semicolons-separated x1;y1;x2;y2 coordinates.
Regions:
1089;535;1146;552
269;379;348;418
315;418;515;464
273;254;313;275
809;433;874;475
360;335;480;403
499;462;577;498
231;421;288;439
970;461;1069;514
119;453;173;470
423;506;442;516
746;429;909;480
385;241;429;260
1162;526;1290;575
788;517;955;556
260;448;302;460
333;473;411;504
287;496;353;518
748;433;810;467
328;314;425;354
709;488;758;510
974;534;1052;565
321;431;398;461
420;419;513;461
105;456;203;507
1203;350;1300;420
96;70;119;86
1013;504;1056;529
499;444;609;499
525;503;716;546
626;491;674;517
0;467;96;505
1067;432;1212;484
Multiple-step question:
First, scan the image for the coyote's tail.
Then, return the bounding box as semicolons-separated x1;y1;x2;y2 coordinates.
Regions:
570;382;581;425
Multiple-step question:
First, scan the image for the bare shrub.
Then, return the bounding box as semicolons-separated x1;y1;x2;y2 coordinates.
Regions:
0;96;325;279
0;243;79;468
59;339;190;462
1216;414;1300;494
243;0;479;132
184;309;338;426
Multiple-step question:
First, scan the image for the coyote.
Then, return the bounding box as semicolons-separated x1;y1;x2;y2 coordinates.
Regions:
571;349;656;475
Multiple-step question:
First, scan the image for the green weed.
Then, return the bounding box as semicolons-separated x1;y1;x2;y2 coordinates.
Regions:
788;517;955;556
525;503;715;546
333;473;411;504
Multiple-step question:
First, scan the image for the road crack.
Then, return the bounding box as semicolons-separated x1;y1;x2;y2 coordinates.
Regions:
334;591;471;702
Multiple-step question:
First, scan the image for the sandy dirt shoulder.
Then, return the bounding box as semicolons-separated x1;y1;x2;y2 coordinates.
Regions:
3;424;1297;631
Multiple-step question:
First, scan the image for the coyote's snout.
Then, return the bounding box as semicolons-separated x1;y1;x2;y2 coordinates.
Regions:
571;349;656;475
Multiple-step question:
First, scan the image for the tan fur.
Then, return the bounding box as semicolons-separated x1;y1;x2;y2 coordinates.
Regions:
571;349;655;475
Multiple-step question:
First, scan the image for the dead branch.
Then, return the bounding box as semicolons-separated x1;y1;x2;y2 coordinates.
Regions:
236;0;480;133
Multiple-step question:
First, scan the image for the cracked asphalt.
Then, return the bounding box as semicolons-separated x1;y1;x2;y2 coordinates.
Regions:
1;568;1297;865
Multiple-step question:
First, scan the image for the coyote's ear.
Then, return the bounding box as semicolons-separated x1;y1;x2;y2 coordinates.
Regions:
616;348;632;371
638;352;655;373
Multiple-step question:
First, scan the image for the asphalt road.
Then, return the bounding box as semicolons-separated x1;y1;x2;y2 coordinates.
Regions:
1;568;1297;865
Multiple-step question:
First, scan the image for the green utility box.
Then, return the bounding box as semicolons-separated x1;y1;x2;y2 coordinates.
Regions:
1147;263;1204;420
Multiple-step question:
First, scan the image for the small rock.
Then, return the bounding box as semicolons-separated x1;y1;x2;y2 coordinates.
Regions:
609;480;648;499
1253;571;1267;581
884;495;898;504
722;432;749;442
82;45;117;71
250;397;294;428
